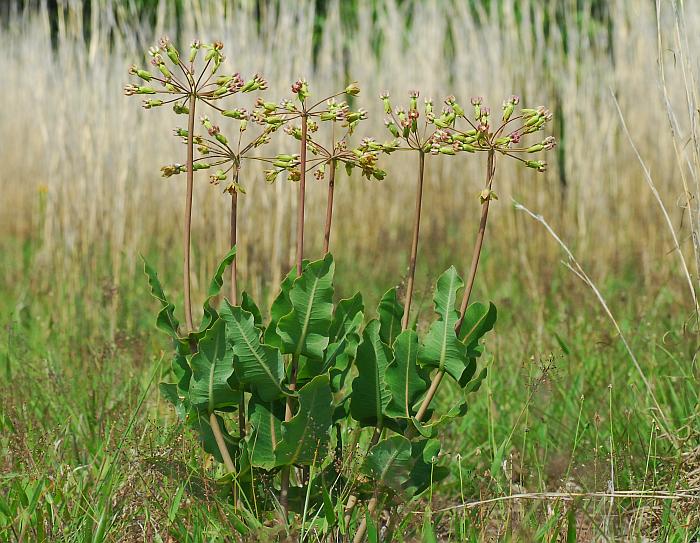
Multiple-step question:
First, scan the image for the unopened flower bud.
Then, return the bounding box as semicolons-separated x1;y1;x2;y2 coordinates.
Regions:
345;82;360;96
380;92;392;114
189;40;201;63
526;160;547;172
173;103;189;115
526;143;544;153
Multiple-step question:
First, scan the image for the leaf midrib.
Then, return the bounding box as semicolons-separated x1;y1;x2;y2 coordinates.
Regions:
231;313;283;397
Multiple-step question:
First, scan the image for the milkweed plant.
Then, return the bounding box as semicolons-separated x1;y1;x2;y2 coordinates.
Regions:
125;37;555;541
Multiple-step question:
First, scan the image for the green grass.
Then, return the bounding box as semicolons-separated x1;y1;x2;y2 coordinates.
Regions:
1;239;699;542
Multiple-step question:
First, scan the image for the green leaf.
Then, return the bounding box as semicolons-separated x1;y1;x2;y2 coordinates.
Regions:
418;267;468;383
241;291;263;328
324;293;364;390
171;343;192;393
220;302;285;402
378;288;404;346
385;330;429;419
422;507;437;543
187;410;239;465
189;320;237;413
361;435;412;493
462;367;488;392
275;375;333;466
413;400;469;438
277;255;335;360
199;247;237;334
264;263;304;348
350;320;392;427
404;439;447;498
159;382;186;420
246;398;284;470
142;256;180;338
458;301;497;356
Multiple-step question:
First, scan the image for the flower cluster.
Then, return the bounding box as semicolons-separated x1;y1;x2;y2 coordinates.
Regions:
428;94;556;172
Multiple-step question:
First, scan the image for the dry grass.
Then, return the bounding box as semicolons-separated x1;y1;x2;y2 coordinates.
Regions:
1;0;699;317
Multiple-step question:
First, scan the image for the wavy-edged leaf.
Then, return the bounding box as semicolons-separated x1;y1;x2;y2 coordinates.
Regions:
188;410;239;465
413;399;469;438
264;264;301;348
458;301;497;356
275;374;333;466
350;320;392;427
386;330;429;419
378;288;404;346
361;435;412;493
241;291;263;328
277;255;335;360
142;256;180;338
246;398;284;469
325;293;364;390
189;319;237;413
464;367;488;393
220;302;285;402
418;267;467;382
199;247;237;334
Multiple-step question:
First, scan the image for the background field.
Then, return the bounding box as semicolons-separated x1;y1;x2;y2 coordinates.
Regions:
1;0;700;541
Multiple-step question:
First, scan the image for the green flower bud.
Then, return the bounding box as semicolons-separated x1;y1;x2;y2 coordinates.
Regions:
173;103;189;115
136;69;152;81
158;64;172;80
143;99;164;109
265;116;284;126
320;112;336;121
174;128;188;137
494;137;511;146
240;120;248;132
439;146;456;155
526;143;544;153
189;40;201;63
345;82;360;96
525;160;547;172
372;169;386;180
137;86;157;94
213;85;229;97
462;143;477;152
215;133;228;145
193;163;210;170
166;44;180;65
502;103;514;123
222;109;244;119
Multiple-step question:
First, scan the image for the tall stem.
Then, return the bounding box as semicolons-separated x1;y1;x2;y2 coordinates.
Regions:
229;187;238;306
281;112;309;517
183;92;197;332
210;412;236;473
350;152;426;541
401;151;426;330
411;150;496;430
322;159;336;255
296;114;309;274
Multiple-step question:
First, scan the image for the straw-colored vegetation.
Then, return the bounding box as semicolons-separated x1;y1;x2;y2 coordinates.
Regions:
1;0;700;541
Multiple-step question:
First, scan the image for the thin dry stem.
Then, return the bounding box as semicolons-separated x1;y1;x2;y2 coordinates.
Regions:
513;199;679;448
